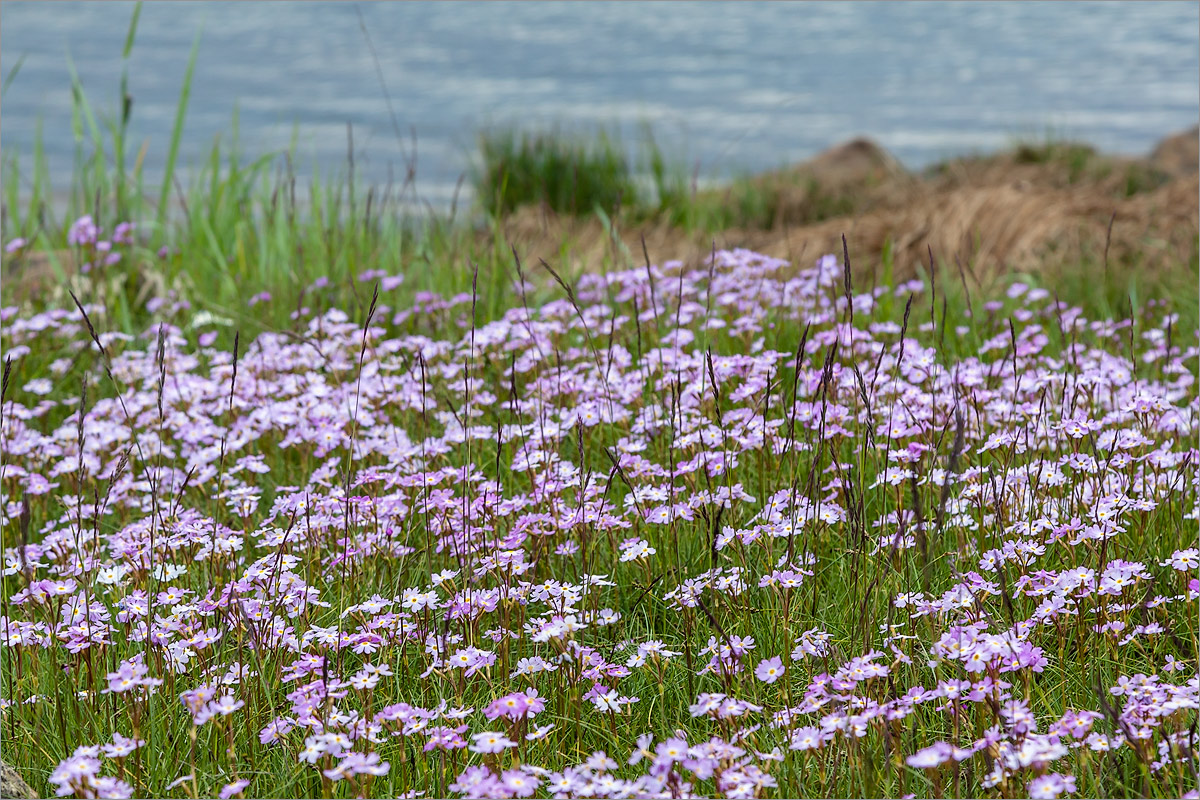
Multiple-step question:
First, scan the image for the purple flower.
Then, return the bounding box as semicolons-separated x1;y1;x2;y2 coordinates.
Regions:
654;736;689;764
218;779;250;799
469;731;517;754
754;655;785;684
500;768;539;797
112;222;135;244
906;741;953;769
67;215;99;246
1028;773;1077;799
484;687;544;721
324;752;390;781
424;725;468;752
789;726;824;751
449;766;499;797
1164;548;1199;572
103;656;161;694
101;732;144;758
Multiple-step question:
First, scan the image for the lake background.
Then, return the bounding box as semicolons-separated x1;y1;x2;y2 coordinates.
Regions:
2;1;1198;212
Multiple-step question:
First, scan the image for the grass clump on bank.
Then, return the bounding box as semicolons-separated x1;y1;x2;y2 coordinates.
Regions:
475;127;636;218
470;125;862;232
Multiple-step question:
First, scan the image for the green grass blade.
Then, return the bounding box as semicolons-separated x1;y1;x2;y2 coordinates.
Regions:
1;54;26;97
156;29;201;239
122;2;143;59
115;3;142;217
65;53;102;148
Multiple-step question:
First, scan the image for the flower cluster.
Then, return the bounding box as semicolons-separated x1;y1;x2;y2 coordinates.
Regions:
66;215;133;273
1;247;1196;798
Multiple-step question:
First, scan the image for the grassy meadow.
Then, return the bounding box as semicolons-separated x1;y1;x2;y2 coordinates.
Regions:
1;14;1198;800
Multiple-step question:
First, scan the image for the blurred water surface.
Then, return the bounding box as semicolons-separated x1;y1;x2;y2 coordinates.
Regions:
3;1;1197;207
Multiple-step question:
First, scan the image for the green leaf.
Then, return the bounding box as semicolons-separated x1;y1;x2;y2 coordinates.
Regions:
157;29;201;239
1;54;26;97
122;2;143;59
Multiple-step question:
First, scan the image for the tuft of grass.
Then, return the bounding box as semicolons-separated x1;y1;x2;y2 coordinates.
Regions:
657;173;860;232
1012;140;1095;172
474;126;638;218
1009;134;1172;195
469;124;811;232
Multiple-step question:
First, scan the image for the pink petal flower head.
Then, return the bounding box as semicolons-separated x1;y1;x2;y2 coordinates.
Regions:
754;655;785;684
218;779;251;799
906;741;953;769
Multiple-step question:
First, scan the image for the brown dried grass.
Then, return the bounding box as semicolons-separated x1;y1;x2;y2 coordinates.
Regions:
490;127;1199;283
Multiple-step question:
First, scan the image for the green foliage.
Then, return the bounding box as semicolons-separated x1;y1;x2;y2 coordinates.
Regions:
474;127;637;218
1013;140;1096;172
